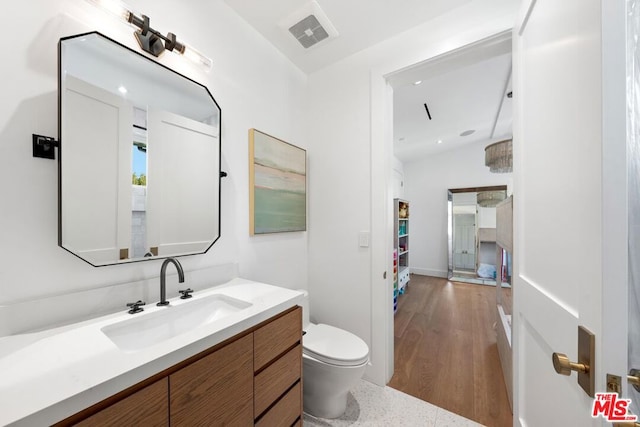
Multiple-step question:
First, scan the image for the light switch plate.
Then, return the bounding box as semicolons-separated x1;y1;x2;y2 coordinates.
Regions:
359;231;370;247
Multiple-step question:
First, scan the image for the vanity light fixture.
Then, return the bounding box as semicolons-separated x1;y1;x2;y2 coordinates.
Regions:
85;0;213;71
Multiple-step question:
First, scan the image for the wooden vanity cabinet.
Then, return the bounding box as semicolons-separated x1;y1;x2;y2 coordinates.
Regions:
170;333;253;426
56;306;302;427
253;308;303;425
74;378;168;427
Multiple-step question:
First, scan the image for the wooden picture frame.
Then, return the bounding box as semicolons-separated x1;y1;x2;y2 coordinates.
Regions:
249;129;306;235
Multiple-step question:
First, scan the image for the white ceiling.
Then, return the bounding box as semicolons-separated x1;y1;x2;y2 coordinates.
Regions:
222;0;471;74
390;34;513;162
223;0;513;162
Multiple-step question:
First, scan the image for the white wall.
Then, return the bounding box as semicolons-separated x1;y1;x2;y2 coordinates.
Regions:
478;206;498;228
404;140;512;277
0;0;308;334
0;0;519;383
306;0;519;384
392;156;405;199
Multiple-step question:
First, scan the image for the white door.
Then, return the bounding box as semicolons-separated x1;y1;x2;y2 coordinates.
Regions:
513;0;628;426
61;76;133;265
146;109;220;256
453;213;476;271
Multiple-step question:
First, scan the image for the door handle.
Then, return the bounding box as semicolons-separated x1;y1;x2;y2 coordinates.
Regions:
628;369;640;392
551;326;595;397
552;353;588;375
607;371;640;395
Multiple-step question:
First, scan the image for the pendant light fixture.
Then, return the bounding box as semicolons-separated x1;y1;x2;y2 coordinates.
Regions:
485;139;513;173
477;191;507;208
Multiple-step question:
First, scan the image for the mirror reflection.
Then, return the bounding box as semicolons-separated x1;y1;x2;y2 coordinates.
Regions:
59;32;221;266
447;186;507;285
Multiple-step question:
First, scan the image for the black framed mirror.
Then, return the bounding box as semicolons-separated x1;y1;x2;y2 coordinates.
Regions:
58;32;221;266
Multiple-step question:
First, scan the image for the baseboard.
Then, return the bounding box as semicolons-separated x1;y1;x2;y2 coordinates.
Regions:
410;268;448;278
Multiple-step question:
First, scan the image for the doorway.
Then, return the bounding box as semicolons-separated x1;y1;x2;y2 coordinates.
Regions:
385;31;513;425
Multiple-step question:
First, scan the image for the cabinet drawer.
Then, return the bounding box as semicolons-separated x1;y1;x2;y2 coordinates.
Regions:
254;307;301;371
254;344;301;417
170;334;253;426
75;378;168;427
255;381;301;427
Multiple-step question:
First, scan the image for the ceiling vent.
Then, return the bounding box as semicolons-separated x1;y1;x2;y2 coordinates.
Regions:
279;1;338;50
289;15;329;48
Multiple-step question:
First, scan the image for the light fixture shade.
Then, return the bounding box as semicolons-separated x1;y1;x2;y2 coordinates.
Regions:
180;44;213;71
485;139;513;173
477;191;506;207
85;0;134;24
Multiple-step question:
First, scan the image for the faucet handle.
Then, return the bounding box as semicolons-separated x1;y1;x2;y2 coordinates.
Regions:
179;288;194;299
126;300;146;314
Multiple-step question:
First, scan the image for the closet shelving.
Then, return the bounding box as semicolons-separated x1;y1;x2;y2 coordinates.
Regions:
495;195;513;410
394;199;410;296
393;249;398;313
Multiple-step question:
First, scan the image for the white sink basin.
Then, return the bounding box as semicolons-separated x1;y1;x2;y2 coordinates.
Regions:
101;294;252;352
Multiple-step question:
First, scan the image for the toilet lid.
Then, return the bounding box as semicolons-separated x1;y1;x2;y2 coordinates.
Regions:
303;324;369;366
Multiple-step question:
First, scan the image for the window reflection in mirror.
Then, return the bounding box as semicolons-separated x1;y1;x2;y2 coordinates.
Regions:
131;119;148;259
59;32;222;266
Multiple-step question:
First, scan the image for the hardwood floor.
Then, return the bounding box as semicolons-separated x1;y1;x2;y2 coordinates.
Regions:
388;275;512;427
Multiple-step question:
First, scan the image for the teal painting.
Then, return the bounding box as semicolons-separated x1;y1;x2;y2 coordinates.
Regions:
250;129;306;234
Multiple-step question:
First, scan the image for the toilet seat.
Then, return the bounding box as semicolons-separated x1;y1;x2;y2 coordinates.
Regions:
303;323;369;367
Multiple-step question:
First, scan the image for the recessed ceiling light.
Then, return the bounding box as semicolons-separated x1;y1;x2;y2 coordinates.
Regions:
413;80;422;85
118;85;128;94
437;139;443;144
460;129;475;137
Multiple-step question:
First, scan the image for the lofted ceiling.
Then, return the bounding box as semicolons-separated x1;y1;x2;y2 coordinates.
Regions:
223;0;512;162
390;33;513;162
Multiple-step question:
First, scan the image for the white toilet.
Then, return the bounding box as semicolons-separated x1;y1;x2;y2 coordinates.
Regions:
300;291;369;419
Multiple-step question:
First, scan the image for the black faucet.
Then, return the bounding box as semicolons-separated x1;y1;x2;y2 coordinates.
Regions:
157;257;185;306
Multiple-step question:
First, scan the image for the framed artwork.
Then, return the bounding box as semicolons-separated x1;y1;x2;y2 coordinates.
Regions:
249;129;306;235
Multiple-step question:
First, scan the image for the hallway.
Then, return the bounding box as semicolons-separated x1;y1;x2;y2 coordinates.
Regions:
388;275;512;427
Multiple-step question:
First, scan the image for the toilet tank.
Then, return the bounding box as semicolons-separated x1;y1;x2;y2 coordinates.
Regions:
298;289;311;330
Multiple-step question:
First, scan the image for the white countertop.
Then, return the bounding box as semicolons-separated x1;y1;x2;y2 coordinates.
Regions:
0;278;303;426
